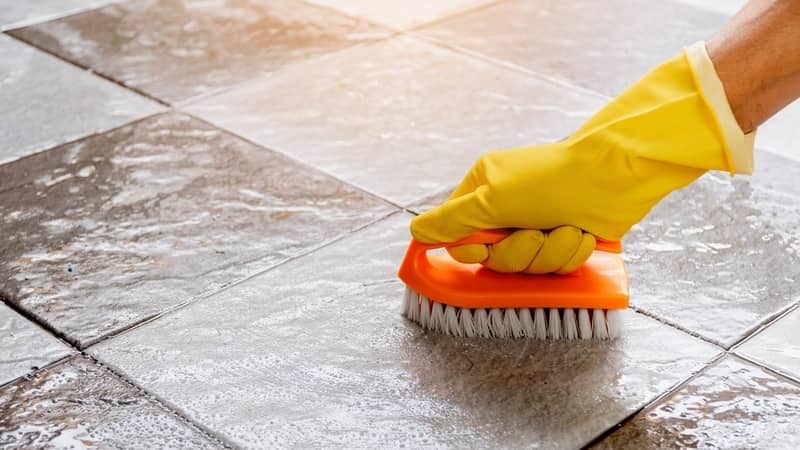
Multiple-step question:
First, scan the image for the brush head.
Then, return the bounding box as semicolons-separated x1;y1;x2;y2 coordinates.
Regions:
397;230;629;339
402;286;623;340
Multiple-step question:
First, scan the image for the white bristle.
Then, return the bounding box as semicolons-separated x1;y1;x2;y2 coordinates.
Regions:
578;309;592;339
518;309;534;337
445;306;460;337
606;309;623;338
401;289;624;340
489;308;506;338
593;309;609;339
504;309;524;338
548;308;562;340
563;309;578;340
460;308;476;337
419;296;431;329
474;309;490;338
430;302;445;332
533;308;548;340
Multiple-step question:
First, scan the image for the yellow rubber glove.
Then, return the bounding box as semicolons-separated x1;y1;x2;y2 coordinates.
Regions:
412;42;755;273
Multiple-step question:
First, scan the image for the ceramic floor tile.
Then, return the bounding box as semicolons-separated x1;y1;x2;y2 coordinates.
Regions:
758;100;800;164
0;34;162;165
0;112;394;348
10;0;387;104
592;355;800;450
303;0;500;29
0;304;73;386
624;150;800;348
0;0;107;30
737;308;800;381
0;355;223;449
91;214;719;449
187;35;605;206
420;0;727;96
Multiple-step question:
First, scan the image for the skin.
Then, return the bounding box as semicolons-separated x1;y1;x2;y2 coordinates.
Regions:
708;0;800;133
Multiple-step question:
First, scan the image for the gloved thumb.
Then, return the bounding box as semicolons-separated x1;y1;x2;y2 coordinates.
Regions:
410;189;494;244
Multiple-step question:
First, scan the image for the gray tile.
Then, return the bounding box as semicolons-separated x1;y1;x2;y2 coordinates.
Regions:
593;355;800;450
0;304;73;386
0;112;394;348
420;0;727;96
758;100;800;164
0;355;223;449
303;0;499;29
624;150;800;348
737;308;800;381
92;214;719;449
11;0;387;104
0;34;162;165
187;35;604;206
0;0;107;30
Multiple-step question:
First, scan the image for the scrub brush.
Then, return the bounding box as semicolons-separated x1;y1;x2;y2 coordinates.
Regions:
397;229;629;340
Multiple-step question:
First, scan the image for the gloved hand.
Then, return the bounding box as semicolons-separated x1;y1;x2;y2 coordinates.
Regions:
412;41;755;274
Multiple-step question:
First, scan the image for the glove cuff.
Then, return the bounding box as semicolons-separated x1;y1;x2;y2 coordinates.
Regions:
684;41;756;175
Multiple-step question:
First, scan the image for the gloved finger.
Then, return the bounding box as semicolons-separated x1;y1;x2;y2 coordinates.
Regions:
410;187;494;244
525;226;583;274
446;244;489;264
447;157;487;200
482;229;545;273
555;233;596;274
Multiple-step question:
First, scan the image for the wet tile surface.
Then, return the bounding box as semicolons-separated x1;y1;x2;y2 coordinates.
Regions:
0;112;394;348
0;355;223;449
624;151;800;348
0;304;73;386
11;0;387;104
0;34;162;165
92;214;719;449
420;0;726;96
304;0;499;29
187;36;604;206
0;0;106;30
593;356;800;449
671;0;747;16
737;308;800;381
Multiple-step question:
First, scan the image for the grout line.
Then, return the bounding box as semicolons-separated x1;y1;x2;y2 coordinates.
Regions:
407;0;516;32
581;351;727;449
180;111;408;211
84;210;405;349
0;294;82;352
730;352;800;386
5;31;170;107
86;354;240;449
728;302;799;351
0;352;76;391
626;304;727;349
0;0;125;32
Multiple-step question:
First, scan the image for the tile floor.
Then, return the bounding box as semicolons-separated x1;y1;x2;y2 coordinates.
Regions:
2;0;800;448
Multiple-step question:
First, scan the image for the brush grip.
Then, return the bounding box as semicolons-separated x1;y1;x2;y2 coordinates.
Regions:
415;229;622;253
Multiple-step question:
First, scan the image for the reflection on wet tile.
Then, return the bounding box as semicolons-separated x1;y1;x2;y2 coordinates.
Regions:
92;214;719;449
624;151;800;347
593;356;800;449
304;0;499;29
0;304;73;386
188;36;604;206
737;308;800;381
0;355;223;449
0;112;394;348
0;34;162;165
0;0;106;30
420;0;726;96
11;0;386;104
758;100;800;164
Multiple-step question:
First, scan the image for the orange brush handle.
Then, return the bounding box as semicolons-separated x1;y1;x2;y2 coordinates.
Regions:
397;230;629;310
